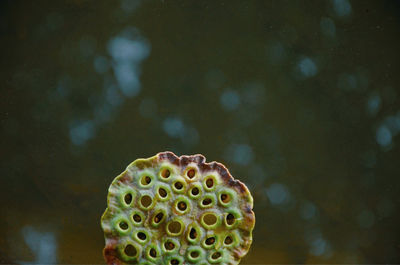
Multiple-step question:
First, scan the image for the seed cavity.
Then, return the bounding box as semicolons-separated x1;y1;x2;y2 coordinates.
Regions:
119;221;128;230
206;178;214;188
149;248;157;257
170;259;179;265
177;201;187;211
161;169;171;179
168;221;182;234
187;169;195;179
202;198;212;206
190;251;199;258
141;175;152;185
124;244;137;257
205;237;215;245
191;187;199;196
211;251;222;259
189;228;197;239
226;213;235;225
137;232;146;241
154;212;164;223
140;195;152;208
174;181;183;190
132;214;141;223
203;213;217;226
221;193;230;203
165;241;175;250
124;193;132;205
224;235;233;245
158;188;167;198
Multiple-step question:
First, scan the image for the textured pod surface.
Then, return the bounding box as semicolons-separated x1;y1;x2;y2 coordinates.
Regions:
101;152;255;265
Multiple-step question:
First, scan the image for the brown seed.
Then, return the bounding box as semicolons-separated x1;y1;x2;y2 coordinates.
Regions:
187;169;195;178
174;182;183;190
165;241;175;250
133;214;141;223
119;221;128;230
191;187;199;195
221;193;229;203
158;188;167;198
124;193;132;204
225;236;233;244
177;201;187;211
202;198;212;205
189;228;197;239
141;175;152;185
124;244;137;256
140;195;152;208
212;252;221;259
161;169;170;178
137;232;146;240
206;178;214;188
226;213;235;225
205;237;215;245
168;221;182;234
154;212;164;223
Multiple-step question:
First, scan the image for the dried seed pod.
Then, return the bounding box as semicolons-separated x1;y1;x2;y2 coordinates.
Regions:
101;151;255;265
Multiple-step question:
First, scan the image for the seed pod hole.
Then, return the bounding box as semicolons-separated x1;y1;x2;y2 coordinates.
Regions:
124;193;132;205
149;248;157;258
226;213;235;225
186;246;204;262
161;169;171;179
205;237;215;245
220;193;230;203
224;235;233;245
141;175;152;185
170;259;179;265
203;213;217;226
167;221;182;234
177;201;187;211
211;251;222;260
190;251;199;258
124;244;137;257
119;221;129;230
140;195;152;208
202;198;212;206
191;187;199;196
132;214;141;223
137;232;147;241
154;212;164;223
189;228;197;239
165;241;175;250
206;178;214;188
158;188;167;198
174;181;183;190
187;169;196;179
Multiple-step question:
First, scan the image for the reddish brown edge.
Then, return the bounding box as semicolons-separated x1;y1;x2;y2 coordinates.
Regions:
158;151;254;212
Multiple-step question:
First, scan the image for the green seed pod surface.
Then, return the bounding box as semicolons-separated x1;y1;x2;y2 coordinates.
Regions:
101;151;255;265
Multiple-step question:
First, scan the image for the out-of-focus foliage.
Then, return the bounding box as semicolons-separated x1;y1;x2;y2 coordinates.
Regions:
0;0;399;263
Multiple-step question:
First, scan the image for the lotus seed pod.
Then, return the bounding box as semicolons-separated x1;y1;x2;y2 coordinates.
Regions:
101;151;255;265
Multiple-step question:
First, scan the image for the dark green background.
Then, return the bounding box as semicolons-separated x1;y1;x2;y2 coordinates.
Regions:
1;0;399;263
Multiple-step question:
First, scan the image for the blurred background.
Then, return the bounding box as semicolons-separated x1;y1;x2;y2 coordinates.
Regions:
1;0;400;264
